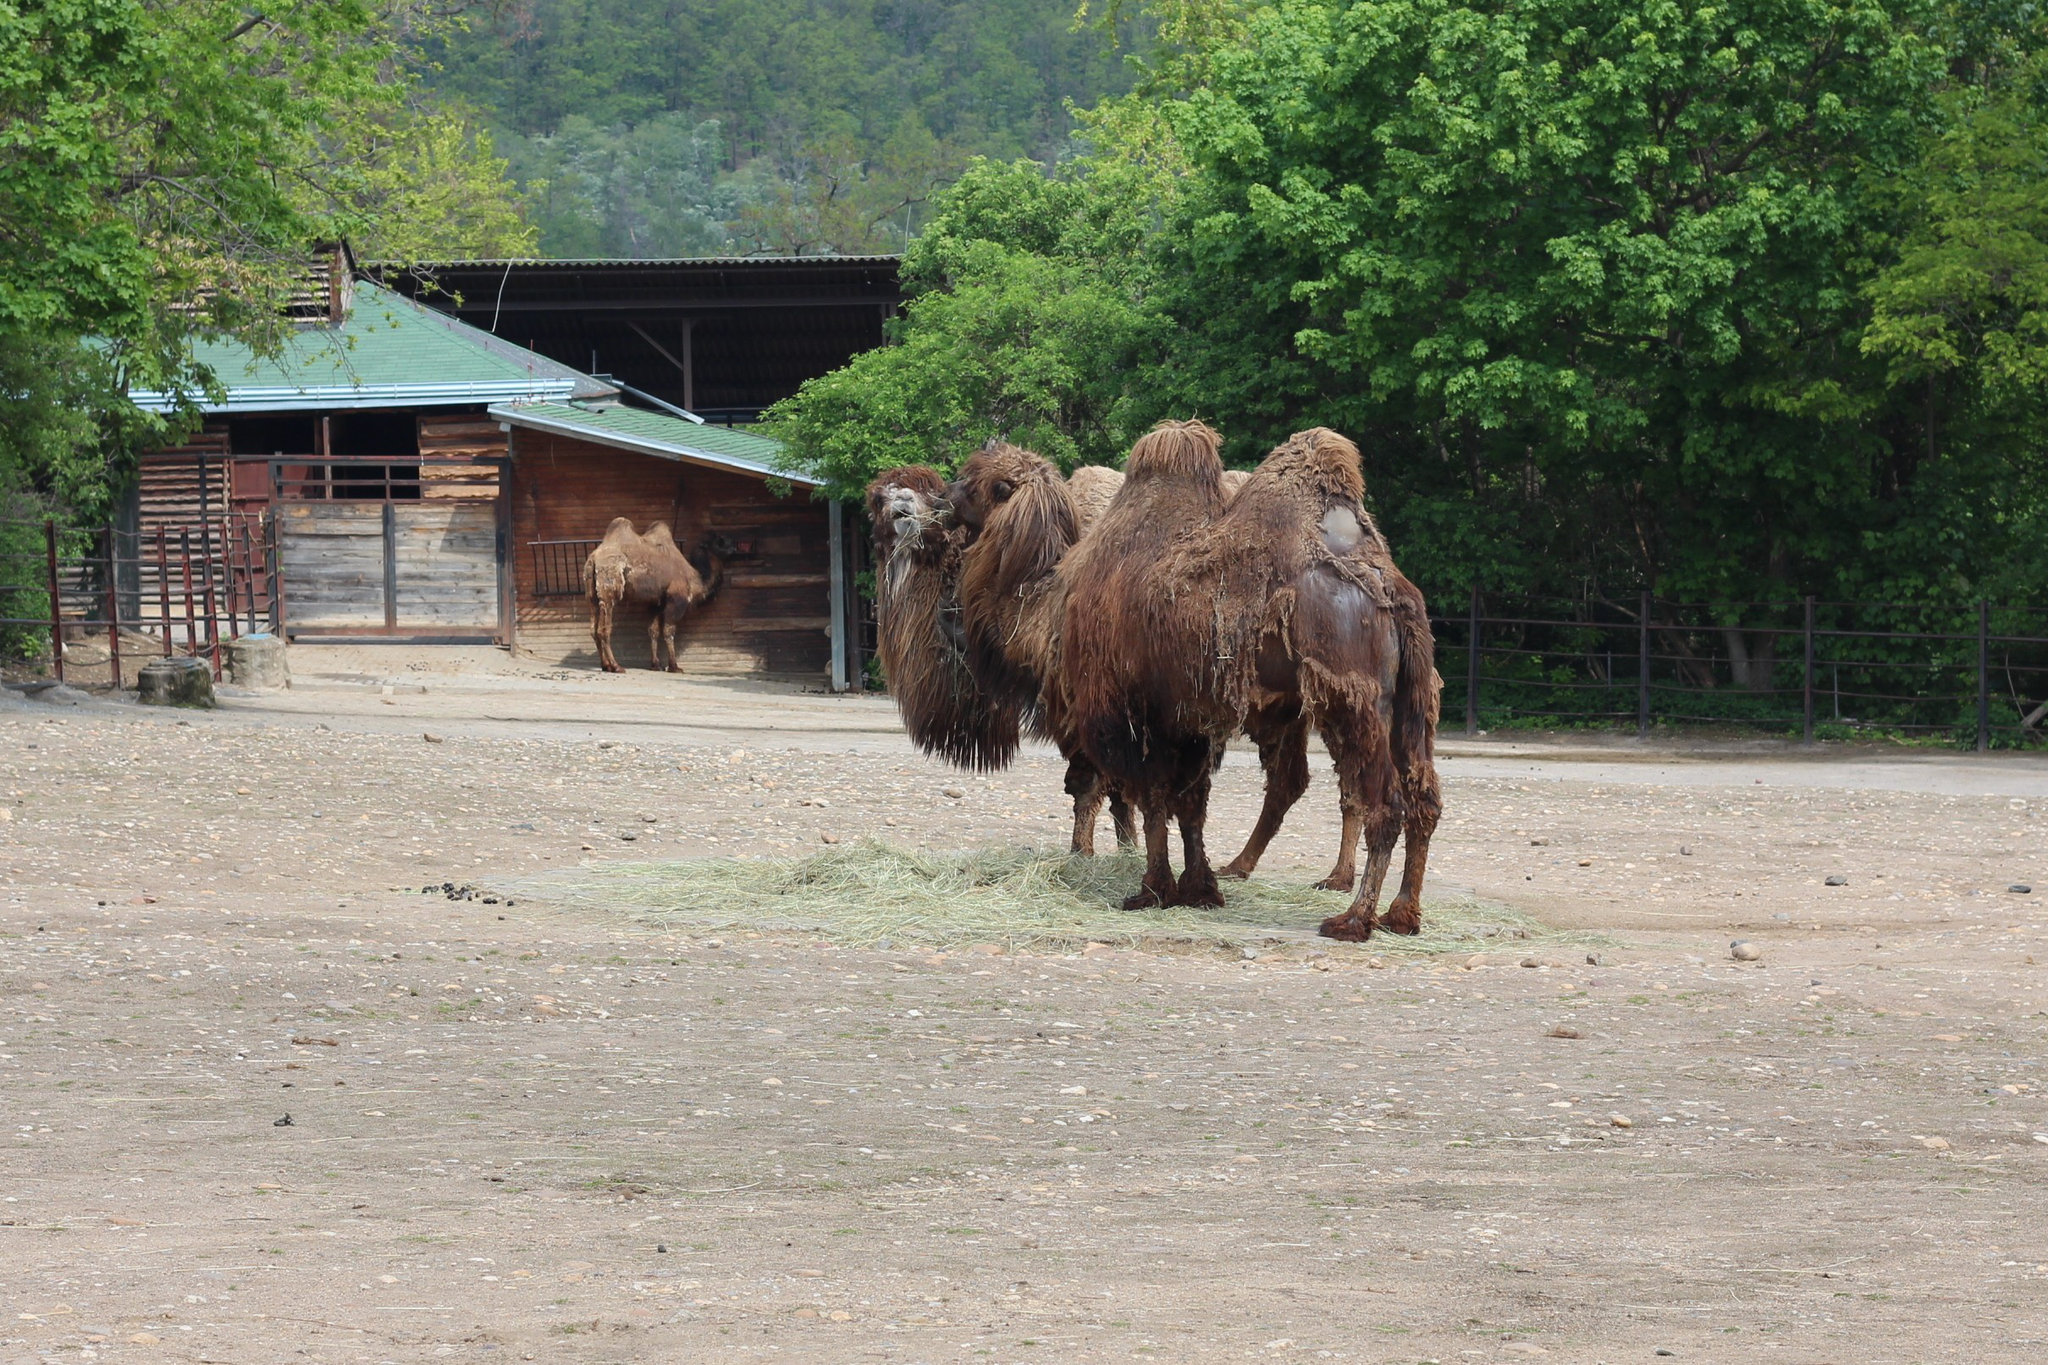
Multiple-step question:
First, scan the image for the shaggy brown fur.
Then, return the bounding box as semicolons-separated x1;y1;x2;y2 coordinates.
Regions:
1066;464;1125;529
1058;421;1235;910
863;459;1133;850
864;467;1021;772
1064;424;1439;937
582;518;727;673
949;444;1137;854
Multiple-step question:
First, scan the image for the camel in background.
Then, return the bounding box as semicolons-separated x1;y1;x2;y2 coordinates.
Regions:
582;518;730;673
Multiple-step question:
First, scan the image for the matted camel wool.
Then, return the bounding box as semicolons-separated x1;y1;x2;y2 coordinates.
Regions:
499;841;1600;956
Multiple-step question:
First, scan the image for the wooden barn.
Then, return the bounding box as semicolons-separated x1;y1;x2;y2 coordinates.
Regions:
126;269;859;686
490;401;844;679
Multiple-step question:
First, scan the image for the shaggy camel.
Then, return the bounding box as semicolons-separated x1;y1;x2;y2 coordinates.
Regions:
582;518;729;673
864;460;1137;853
1062;423;1438;939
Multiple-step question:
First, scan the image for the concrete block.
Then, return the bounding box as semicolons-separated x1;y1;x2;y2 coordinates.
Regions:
137;656;214;708
224;633;289;689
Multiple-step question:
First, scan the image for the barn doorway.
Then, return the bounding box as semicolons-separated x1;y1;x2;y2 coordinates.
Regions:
273;456;506;640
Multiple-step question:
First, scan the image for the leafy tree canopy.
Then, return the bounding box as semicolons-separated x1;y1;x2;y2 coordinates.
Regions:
772;0;2048;620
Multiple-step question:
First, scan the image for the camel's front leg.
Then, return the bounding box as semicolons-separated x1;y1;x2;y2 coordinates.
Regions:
1063;754;1106;856
1122;804;1178;911
1220;706;1309;881
1108;790;1138;848
1173;768;1224;909
592;596;622;672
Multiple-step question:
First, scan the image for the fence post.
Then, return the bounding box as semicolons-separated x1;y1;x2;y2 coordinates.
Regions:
179;529;198;658
200;536;222;680
103;526;122;691
44;519;63;683
267;512;283;636
155;529;172;657
1977;599;1991;753
1637;590;1651;738
1464;586;1481;736
1802;595;1816;745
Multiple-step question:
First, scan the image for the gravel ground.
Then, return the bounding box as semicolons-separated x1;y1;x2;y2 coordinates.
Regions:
3;647;2047;1363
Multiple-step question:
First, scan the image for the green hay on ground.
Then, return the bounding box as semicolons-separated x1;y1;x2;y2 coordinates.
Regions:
498;840;1605;957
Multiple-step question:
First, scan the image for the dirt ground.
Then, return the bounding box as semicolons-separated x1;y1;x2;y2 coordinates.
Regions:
3;645;2046;1364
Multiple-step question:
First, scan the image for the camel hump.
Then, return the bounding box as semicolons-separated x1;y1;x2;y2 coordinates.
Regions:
642;522;678;549
1125;419;1224;487
1066;464;1125;533
603;516;636;537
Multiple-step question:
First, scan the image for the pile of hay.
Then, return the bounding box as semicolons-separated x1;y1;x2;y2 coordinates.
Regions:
500;840;1595;957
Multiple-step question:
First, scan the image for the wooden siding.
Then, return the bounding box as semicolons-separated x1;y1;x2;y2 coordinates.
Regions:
279;503;385;628
279;500;499;634
510;430;832;677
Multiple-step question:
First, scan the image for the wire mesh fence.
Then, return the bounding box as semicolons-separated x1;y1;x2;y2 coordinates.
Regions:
0;517;279;687
1432;590;2048;748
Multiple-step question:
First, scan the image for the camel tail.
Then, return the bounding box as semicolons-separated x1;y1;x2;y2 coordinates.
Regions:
1388;575;1440;778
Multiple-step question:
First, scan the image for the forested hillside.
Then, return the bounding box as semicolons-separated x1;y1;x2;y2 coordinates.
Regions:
422;1;1145;256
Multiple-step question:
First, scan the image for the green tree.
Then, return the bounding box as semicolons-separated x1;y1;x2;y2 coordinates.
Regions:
760;156;1172;493
0;2;531;522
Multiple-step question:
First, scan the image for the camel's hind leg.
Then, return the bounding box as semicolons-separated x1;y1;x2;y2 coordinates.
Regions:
591;594;622;672
658;603;684;672
1307;671;1404;941
646;604;668;671
1219;705;1310;882
1381;759;1441;936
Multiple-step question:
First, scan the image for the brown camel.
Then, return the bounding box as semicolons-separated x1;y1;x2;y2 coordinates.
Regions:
866;457;1138;854
582;517;729;673
1061;423;1438;939
864;466;1021;772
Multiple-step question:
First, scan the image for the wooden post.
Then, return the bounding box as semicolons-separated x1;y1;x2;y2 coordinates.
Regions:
1802;595;1815;745
1637;590;1652;738
1977;599;1991;752
1464;587;1480;736
827;500;849;692
381;502;398;630
156;528;173;657
103;527;122;690
44;519;63;683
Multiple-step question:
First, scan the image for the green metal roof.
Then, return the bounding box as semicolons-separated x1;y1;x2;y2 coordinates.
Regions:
488;401;813;486
129;280;615;413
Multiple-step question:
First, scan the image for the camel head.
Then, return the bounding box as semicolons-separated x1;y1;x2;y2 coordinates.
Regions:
864;465;951;565
945;441;1070;542
686;532;738;600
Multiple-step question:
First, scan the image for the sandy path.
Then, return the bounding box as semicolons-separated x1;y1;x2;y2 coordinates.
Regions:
3;649;2045;1362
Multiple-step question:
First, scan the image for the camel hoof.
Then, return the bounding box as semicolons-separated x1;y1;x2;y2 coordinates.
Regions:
1217;860;1253;882
1177;870;1224;908
1313;873;1356;892
1122;888;1165;912
1318;913;1375;942
1381;897;1423;935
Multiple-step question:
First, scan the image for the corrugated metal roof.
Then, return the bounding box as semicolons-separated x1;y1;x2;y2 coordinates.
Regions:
128;281;618;413
491;401;817;486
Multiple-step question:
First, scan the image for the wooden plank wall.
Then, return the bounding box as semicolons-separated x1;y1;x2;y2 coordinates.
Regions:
278;503;386;628
510;431;832;678
392;503;498;628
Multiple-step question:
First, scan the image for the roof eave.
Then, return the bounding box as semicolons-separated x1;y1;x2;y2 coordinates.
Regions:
129;379;587;415
487;403;818;487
